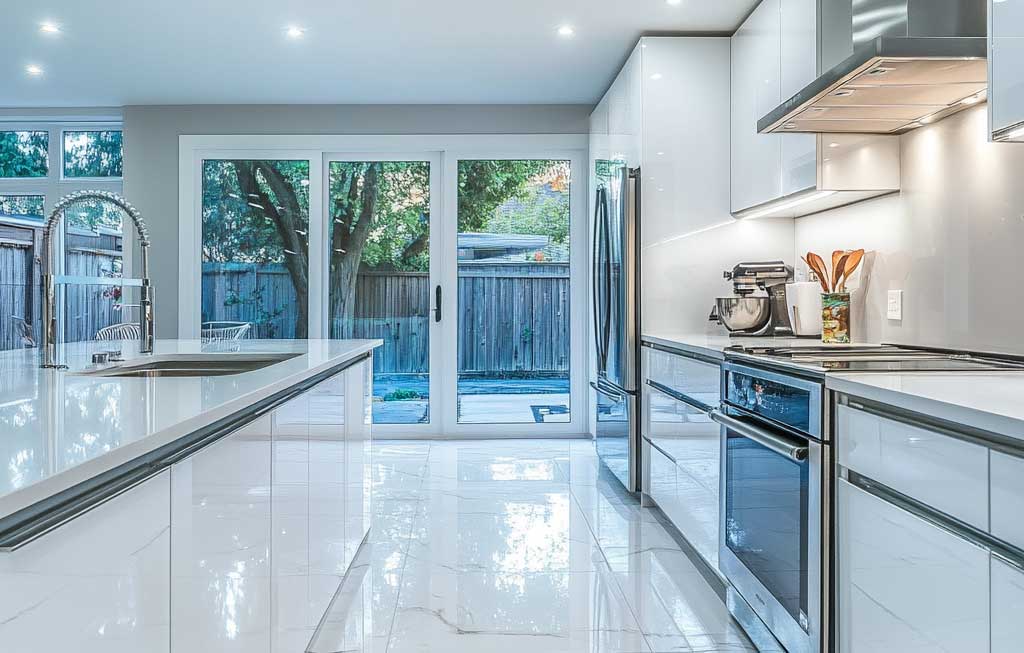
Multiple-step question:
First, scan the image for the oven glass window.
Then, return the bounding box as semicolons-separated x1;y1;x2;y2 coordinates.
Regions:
727;369;812;434
724;428;809;627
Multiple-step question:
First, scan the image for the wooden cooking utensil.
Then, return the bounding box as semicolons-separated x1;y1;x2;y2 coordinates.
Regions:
801;255;829;292
837;248;865;292
832;253;850;294
805;252;831;292
831;250;846;288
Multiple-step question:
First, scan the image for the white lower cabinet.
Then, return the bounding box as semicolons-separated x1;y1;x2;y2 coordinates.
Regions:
837;478;990;653
992;556;1024;653
0;471;171;653
648;439;676;516
171;415;274;653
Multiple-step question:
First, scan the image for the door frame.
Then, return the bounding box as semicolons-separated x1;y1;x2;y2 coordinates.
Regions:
440;148;588;438
321;151;444;438
178;134;589;438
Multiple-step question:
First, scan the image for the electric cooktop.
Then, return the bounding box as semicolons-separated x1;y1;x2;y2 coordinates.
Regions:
726;344;1024;373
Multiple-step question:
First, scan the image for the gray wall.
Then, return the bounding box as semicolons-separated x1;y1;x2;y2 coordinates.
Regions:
794;104;1024;353
122;104;590;337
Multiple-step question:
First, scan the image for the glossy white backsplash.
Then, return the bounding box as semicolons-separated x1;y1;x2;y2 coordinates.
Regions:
642;217;795;334
794;105;1024;354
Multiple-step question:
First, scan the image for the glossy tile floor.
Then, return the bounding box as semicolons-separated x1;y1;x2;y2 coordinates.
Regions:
308;439;758;653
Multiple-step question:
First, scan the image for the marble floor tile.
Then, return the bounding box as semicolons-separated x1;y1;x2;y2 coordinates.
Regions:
320;439;758;653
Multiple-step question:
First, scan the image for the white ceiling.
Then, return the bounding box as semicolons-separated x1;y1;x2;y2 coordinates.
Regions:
1;0;756;107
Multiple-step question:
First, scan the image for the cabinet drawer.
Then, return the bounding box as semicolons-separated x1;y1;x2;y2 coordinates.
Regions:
645;347;720;409
991;451;1024;551
648;439;676;513
992;556;1024;653
837;479;990;653
836;404;989;530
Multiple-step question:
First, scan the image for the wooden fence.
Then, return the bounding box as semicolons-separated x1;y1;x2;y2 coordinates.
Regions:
203;261;571;375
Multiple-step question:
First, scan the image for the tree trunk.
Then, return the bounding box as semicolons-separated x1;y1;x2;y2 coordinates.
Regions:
328;163;380;336
232;161;309;338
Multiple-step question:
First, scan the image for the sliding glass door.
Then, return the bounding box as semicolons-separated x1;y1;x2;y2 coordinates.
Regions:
325;154;441;430
185;139;587;437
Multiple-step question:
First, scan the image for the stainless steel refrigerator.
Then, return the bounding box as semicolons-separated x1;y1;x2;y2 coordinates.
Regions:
591;165;640;493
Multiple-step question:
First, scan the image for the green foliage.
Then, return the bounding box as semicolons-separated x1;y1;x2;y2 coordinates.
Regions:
483;182;569;247
457;160;560;232
0;195;44;220
222;287;285;334
0;131;48;178
201;160;310;264
329;161;430;272
65;199;126;234
594;158;624;184
383;388;421;401
63;131;123;178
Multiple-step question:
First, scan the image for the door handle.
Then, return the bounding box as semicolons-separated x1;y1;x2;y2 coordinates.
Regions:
710;410;809;461
434;285;442;323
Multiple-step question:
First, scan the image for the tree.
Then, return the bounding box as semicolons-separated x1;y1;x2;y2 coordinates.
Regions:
0;131;48;177
63;130;123;177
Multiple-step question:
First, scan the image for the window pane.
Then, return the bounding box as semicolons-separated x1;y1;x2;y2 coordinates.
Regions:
328;161;431;425
201;160;310;339
0;195;45;222
0;131;48;178
62;200;126;343
456;160;571;424
63;130;123;178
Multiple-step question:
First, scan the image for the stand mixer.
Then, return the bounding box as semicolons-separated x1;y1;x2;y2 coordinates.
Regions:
709;261;794;336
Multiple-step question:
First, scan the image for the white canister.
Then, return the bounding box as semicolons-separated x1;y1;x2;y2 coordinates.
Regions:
785;282;823;336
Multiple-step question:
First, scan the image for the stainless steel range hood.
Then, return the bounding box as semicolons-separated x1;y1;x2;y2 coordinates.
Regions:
758;0;988;135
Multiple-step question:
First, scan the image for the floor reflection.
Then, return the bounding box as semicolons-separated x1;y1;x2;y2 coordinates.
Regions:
311;439;758;653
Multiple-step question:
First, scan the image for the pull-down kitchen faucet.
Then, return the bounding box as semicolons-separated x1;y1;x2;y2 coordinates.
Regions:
40;191;154;368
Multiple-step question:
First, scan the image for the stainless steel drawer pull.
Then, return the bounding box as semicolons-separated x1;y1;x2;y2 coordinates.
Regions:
711;410;808;461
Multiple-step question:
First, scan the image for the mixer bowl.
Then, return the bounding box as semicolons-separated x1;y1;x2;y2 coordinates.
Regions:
716;297;771;333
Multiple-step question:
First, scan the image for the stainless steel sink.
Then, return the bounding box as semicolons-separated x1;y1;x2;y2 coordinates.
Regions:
79;353;302;378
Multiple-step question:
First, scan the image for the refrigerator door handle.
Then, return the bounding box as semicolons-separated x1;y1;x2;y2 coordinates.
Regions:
592;189;605;373
600;189;613;374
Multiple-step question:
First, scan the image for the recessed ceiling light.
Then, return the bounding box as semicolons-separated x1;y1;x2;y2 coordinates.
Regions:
557;25;575;37
666;0;682;5
285;25;306;39
650;73;663;80
39;22;60;34
828;142;840;148
25;64;44;77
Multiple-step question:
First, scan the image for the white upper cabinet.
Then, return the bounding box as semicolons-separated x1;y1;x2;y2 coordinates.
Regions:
731;0;783;212
780;0;818;195
591;37;732;247
990;0;1024;140
731;0;899;216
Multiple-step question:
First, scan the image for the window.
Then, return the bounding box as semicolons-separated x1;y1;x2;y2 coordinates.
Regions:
0;131;48;178
63;130;123;178
0;121;124;352
0;195;45;222
201;159;310;339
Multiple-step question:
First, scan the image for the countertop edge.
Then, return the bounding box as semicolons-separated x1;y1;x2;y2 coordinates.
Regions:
0;340;381;526
826;374;1024;442
641;334;727;360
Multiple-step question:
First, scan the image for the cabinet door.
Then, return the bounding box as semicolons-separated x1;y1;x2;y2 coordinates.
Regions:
837;479;989;653
780;0;817;195
0;471;170;653
731;0;783;212
992;556;1024;653
648;438;677;516
645;383;720;567
171;417;273;653
641;37;732;245
990;0;1024;137
344;360;372;565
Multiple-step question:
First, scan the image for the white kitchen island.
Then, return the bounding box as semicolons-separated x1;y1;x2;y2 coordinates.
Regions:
0;338;380;653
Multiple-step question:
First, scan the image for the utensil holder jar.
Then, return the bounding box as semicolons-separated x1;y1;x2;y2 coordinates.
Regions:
821;293;851;344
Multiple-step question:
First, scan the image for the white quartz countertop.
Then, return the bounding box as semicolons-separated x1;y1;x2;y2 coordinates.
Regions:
828;372;1024;442
641;331;822;359
0;338;380;521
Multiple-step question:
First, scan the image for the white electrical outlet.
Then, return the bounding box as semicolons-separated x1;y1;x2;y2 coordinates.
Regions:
887;290;903;320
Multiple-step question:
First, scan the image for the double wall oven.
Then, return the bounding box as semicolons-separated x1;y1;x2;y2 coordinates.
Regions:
712;361;827;653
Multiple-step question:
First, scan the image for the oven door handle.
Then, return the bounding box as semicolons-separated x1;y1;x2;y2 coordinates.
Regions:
711;410;809;461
